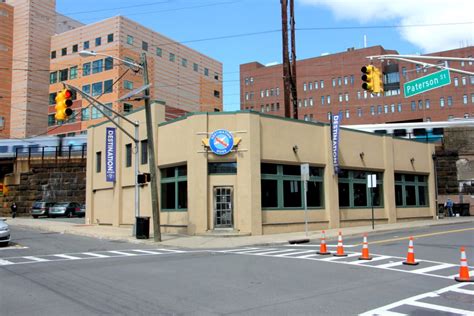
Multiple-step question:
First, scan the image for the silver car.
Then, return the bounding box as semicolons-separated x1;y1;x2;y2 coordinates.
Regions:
0;219;11;246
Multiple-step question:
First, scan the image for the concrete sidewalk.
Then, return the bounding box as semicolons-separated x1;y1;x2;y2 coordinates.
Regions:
5;216;474;249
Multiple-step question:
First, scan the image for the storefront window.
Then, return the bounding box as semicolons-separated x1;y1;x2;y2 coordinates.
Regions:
394;173;428;207
338;170;384;208
261;179;278;208
261;163;324;209
160;165;187;211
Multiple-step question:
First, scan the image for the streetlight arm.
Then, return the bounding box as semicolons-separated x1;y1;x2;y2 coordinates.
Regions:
79;50;143;70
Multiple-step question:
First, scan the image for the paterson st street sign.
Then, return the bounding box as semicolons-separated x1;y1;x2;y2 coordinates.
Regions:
404;69;451;98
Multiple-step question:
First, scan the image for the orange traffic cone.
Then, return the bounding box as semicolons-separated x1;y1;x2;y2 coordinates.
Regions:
316;230;331;255
403;236;419;265
333;232;347;257
455;247;473;282
359;234;372;260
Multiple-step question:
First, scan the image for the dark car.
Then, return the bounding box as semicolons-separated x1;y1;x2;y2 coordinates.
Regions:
49;202;81;218
31;201;55;218
76;203;85;218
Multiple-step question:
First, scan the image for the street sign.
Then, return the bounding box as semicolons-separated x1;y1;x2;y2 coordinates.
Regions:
404;69;451;98
301;163;309;182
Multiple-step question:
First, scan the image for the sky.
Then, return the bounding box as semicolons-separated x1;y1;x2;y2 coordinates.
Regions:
56;0;474;112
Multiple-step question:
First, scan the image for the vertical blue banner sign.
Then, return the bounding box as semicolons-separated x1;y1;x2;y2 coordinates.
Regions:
331;114;341;174
105;127;116;182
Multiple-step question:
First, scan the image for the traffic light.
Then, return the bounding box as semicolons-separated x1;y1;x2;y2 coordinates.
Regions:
55;88;74;121
361;65;383;94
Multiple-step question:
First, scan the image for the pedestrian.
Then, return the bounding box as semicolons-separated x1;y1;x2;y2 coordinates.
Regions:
11;202;17;218
445;198;454;217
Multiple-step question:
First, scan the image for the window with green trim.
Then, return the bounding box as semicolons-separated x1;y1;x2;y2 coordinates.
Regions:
161;165;187;211
261;163;324;209
338;170;383;208
395;173;428;207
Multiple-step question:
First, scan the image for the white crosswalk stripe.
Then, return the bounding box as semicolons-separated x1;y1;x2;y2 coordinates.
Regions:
347;255;391;265
0;258;14;265
361;283;474;316
215;247;472;281
132;249;163;255
83;252;109;258
107;251;138;256
24;256;50;262
0;248;188;266
54;254;81;260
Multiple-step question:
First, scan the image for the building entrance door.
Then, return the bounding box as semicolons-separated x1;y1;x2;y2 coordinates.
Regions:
214;186;233;228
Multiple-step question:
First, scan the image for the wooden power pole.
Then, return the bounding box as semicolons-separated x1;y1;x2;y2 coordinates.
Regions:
281;0;298;119
289;0;298;120
281;0;291;118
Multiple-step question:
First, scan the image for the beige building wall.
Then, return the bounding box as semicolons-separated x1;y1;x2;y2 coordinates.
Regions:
87;109;436;236
7;0;55;138
0;2;13;138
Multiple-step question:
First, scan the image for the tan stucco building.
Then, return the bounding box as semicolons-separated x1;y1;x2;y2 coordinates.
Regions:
86;105;436;236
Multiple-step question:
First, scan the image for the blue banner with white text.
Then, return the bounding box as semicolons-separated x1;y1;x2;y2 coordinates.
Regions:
331;114;341;174
105;127;116;182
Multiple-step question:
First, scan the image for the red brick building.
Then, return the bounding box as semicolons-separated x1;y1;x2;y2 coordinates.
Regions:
240;46;474;124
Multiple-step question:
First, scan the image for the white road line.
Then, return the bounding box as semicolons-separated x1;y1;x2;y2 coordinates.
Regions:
295;253;320;259
360;283;473;316
0;259;14;265
347;255;391;265
155;248;185;253
319;253;360;261
220;248;259;253
450;288;474;296
411;263;455;274
54;254;81;260
23;256;50;262
132;249;163;255
82;252;109;258
406;300;473;314
376;261;404;269
252;249;298;256
0;245;28;251
284;244;357;248
275;250;316;257
107;251;137;256
236;248;277;254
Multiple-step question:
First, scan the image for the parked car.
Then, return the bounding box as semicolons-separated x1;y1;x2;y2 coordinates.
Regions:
76;203;85;218
0;218;11;247
49;202;81;218
31;201;55;218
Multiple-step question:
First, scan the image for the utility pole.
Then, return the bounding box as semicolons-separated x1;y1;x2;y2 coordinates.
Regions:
281;0;291;118
141;53;161;242
289;0;298;120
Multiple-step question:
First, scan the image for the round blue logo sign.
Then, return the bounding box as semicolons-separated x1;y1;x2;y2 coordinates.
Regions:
209;129;234;155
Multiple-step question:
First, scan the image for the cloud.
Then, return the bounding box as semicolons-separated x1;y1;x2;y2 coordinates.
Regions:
299;0;474;52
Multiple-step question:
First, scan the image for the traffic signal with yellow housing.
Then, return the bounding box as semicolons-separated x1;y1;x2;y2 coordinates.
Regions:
361;65;383;94
55;89;74;121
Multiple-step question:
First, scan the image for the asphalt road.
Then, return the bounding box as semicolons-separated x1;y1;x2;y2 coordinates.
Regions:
0;223;473;315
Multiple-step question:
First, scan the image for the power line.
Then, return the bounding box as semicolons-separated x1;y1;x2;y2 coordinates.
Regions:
60;0;170;15
71;0;241;22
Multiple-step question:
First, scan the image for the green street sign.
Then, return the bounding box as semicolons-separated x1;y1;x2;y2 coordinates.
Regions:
404;69;451;98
